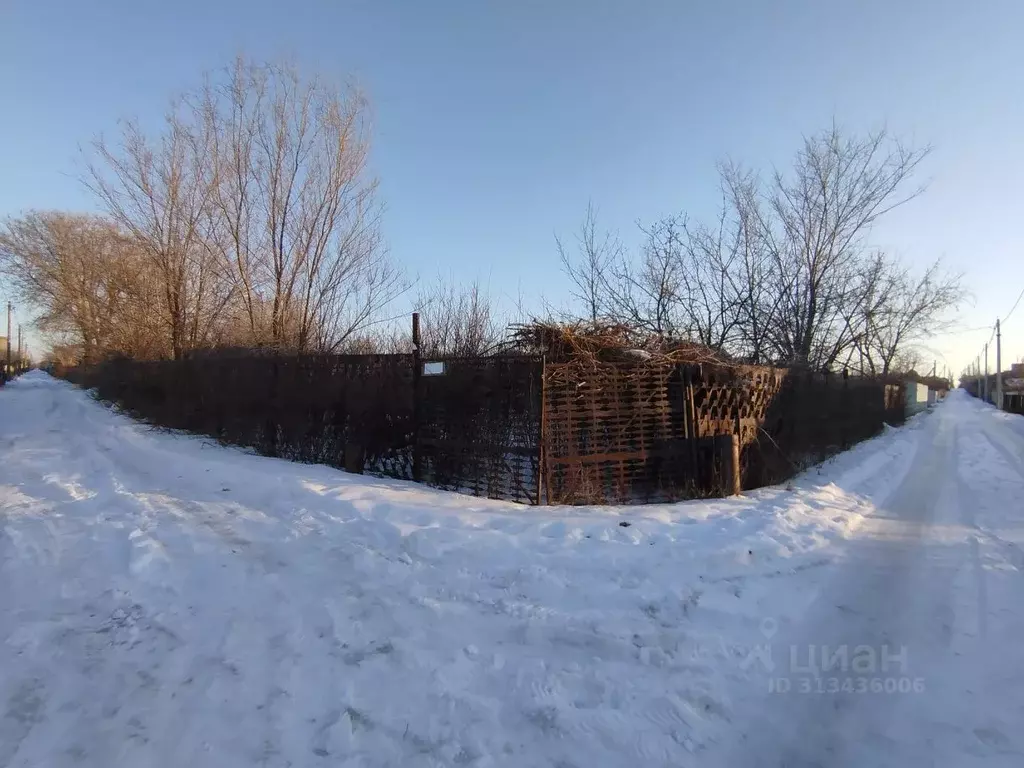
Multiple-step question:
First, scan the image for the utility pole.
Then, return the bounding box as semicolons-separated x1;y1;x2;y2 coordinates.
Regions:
17;325;21;371
5;302;11;377
984;343;989;402
996;319;1003;411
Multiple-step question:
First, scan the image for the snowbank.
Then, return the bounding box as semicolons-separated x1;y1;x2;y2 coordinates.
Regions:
0;371;928;766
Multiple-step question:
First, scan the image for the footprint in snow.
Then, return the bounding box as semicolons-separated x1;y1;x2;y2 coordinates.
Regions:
973;727;1014;752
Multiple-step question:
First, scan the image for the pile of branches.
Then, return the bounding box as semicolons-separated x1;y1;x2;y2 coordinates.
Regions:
508;321;732;368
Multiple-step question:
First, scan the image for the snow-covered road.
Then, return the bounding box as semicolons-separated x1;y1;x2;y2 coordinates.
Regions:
1;372;1022;767
713;389;1024;766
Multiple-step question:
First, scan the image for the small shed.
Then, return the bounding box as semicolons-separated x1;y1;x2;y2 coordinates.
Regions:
905;380;929;416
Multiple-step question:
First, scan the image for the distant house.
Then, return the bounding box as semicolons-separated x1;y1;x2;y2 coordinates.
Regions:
905;380;929;416
901;371;949;413
1004;363;1024;414
1007;362;1024;388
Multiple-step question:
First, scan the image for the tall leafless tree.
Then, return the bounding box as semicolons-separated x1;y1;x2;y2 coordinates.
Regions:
85;57;405;358
716;162;789;363
200;58;405;351
764;124;930;366
87;102;228;359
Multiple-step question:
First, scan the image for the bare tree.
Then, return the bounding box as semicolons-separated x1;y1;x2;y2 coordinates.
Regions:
716;162;789;363
416;276;503;357
201;58;405;352
620;216;688;337
0;211;166;362
764;124;930;367
558;125;960;371
672;209;749;349
87;101;227;359
558;202;750;347
557;206;687;338
851;256;963;375
556;201;621;322
85;58;404;358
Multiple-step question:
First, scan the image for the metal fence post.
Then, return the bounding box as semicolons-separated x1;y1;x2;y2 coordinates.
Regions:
411;312;422;482
536;354;546;505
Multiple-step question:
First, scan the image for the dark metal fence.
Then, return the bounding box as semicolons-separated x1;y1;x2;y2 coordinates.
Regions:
743;370;905;488
960;373;1023;414
416;356;543;503
61;352;904;506
68;353;416;477
1006;391;1024;414
64;352;545;503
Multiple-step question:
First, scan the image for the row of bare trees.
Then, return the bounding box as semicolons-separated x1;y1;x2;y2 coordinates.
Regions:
2;75;961;373
0;213;167;362
558;125;964;374
2;58;413;362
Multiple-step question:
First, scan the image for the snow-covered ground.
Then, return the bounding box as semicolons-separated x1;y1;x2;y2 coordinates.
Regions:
1;372;1022;767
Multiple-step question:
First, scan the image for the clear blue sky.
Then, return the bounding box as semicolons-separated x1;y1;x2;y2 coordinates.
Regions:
2;0;1022;375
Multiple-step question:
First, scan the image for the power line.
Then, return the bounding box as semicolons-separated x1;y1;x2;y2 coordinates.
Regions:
1003;285;1024;325
945;324;993;335
966;284;1024;382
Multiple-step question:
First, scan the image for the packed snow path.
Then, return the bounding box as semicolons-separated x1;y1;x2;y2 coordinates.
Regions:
1;372;1023;767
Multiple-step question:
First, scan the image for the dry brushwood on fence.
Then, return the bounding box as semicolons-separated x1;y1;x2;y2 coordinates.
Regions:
509;322;731;386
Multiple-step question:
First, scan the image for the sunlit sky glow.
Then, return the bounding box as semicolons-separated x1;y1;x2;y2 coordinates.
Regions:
2;0;1022;375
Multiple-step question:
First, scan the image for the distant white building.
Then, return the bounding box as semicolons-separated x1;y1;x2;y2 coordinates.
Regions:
905;380;929;416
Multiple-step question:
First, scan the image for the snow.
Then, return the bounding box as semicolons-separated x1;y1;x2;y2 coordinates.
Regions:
1;373;1022;766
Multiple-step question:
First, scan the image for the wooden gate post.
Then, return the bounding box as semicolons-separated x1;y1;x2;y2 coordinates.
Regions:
730;433;741;496
713;433;741;497
683;365;698;472
733;409;743;494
